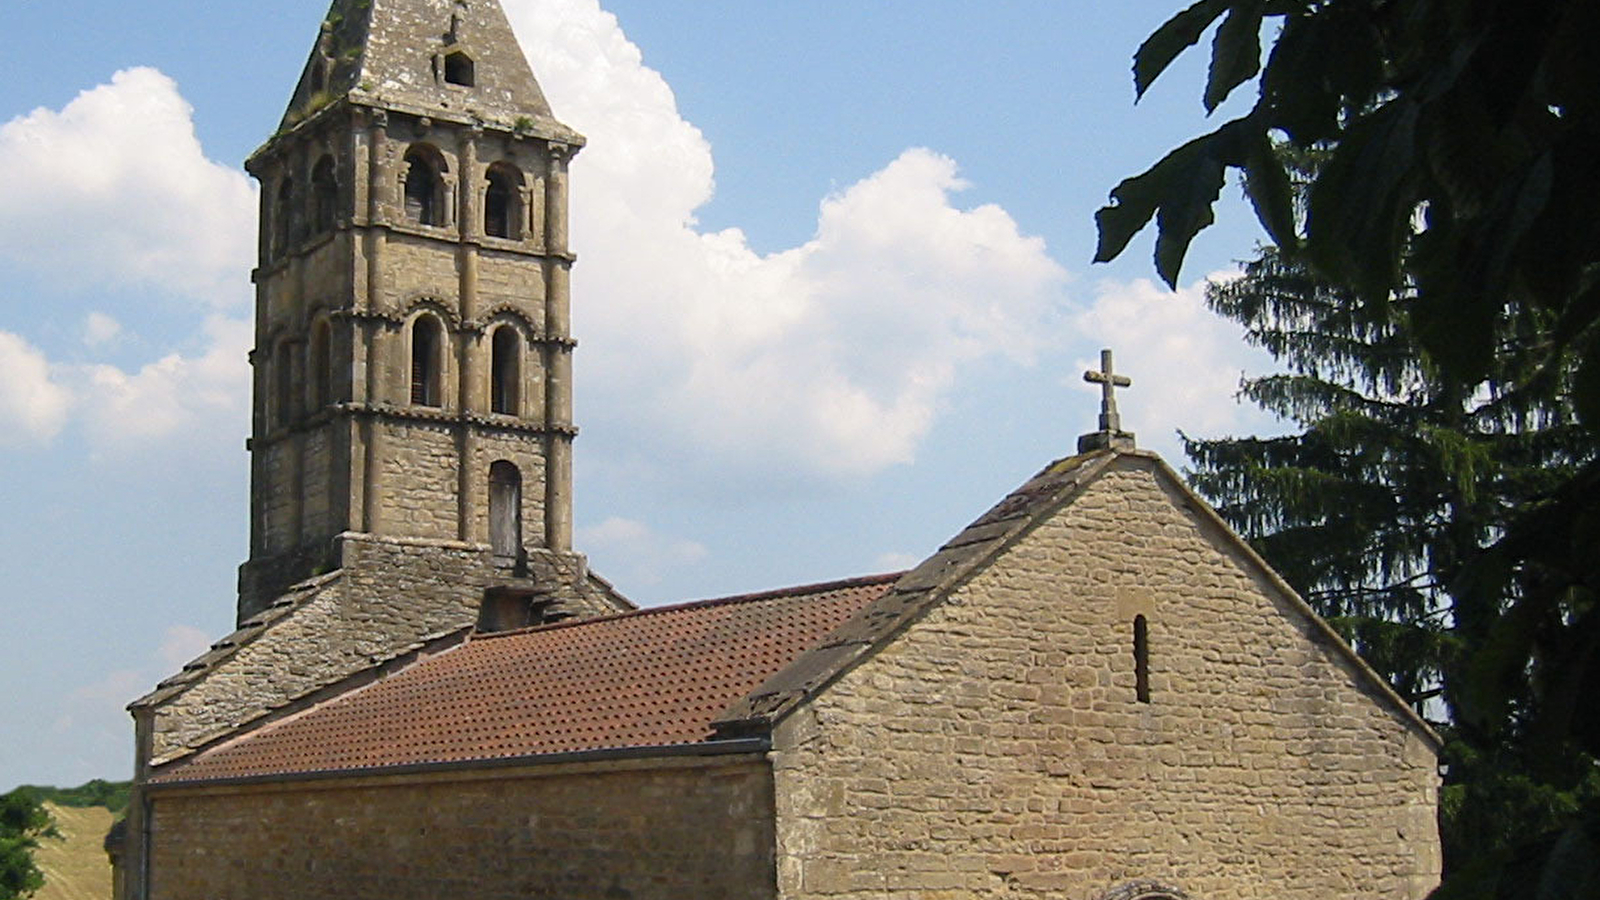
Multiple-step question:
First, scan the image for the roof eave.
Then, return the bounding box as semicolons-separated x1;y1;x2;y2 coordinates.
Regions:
145;737;772;792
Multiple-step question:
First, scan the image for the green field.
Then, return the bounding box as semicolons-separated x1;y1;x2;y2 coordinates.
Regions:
32;803;113;900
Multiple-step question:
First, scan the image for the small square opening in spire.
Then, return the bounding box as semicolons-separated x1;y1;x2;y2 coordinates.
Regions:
445;51;476;87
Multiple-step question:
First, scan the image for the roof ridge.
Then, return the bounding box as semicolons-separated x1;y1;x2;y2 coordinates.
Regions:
472;571;906;642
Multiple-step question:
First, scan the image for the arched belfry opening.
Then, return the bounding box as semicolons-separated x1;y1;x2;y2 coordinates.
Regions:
274;341;294;428
274;177;295;257
484;163;524;239
410;315;444;407
489;461;523;560
491;325;521;415
311;155;338;235
307;319;333;411
403;146;446;226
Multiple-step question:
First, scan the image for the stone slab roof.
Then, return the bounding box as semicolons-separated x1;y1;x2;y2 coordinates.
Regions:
271;0;582;143
150;574;898;784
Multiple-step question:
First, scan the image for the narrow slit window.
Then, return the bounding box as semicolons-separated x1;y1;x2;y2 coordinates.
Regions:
411;316;443;407
1134;615;1151;704
490;326;520;415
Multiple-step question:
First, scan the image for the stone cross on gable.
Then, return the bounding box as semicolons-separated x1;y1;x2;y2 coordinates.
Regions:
1078;349;1137;453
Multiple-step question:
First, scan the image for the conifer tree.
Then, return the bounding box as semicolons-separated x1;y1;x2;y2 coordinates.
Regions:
1181;153;1598;890
0;789;55;900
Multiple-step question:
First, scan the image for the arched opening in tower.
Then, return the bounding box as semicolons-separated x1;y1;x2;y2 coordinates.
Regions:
484;164;523;239
404;147;445;226
489;461;523;559
491;326;521;415
311;155;338;235
307;318;333;410
274;177;295;257
410;315;444;407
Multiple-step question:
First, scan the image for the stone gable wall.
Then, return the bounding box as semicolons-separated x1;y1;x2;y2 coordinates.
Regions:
146;757;775;900
771;461;1441;900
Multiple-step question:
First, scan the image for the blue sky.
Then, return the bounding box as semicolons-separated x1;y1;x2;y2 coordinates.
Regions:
0;0;1282;788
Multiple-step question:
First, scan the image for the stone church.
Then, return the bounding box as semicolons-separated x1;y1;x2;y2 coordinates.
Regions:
113;1;1443;897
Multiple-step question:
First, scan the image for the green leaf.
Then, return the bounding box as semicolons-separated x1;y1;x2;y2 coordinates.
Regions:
1242;132;1298;248
1575;330;1600;432
1305;100;1419;303
1205;1;1265;113
1154;149;1227;287
1094;122;1245;285
1134;0;1230;100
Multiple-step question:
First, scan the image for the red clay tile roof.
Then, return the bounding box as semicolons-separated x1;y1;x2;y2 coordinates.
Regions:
151;573;899;784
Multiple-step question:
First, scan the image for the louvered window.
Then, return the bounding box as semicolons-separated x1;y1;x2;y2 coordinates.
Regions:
411;317;441;407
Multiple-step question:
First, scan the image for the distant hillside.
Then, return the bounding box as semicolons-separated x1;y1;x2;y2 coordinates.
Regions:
17;780;130;815
33;803;113;900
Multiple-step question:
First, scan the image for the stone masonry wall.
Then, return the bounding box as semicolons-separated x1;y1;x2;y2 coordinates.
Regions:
771;460;1441;900
260;439;296;556
147;756;775;900
375;420;464;540
301;424;334;540
150;534;627;765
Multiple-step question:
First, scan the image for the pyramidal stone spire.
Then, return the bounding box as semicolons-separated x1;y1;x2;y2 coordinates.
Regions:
280;0;578;142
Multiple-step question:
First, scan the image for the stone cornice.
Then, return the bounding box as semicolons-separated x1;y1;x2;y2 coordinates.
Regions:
247;403;577;449
248;96;585;172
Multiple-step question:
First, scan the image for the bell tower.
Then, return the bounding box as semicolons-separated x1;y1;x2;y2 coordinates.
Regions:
239;0;585;621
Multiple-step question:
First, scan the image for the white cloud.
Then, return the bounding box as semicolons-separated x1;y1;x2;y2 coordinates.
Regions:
508;0;1068;479
156;624;215;671
0;330;73;443
68;668;147;708
0;67;255;305
73;315;251;448
1073;273;1282;456
58;624;212;762
83;312;123;348
872;551;921;573
577;516;709;587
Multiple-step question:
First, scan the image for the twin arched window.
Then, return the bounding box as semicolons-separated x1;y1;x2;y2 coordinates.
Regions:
407;316;526;415
398;144;528;239
276;145;533;255
270;155;337;260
